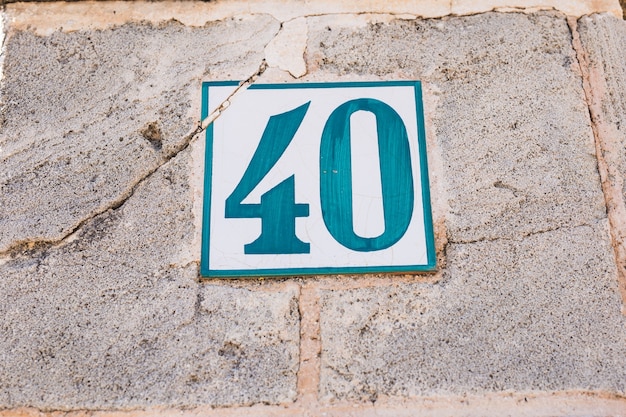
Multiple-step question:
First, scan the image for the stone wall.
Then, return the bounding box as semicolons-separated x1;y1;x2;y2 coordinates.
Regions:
0;1;625;416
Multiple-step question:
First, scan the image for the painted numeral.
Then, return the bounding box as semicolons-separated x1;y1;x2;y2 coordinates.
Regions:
227;98;414;254
320;99;414;251
225;102;311;254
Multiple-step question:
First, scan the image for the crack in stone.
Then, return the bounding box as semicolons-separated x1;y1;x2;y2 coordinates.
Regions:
280;11;419;23
262;8;568;80
0;59;269;258
274;5;565;23
260;7;576;81
281;6;562;21
458;5;561;17
448;220;604;246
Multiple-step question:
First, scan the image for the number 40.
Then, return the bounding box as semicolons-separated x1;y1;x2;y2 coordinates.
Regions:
225;98;415;255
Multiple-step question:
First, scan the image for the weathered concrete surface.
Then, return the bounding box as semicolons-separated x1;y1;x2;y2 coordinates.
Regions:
308;12;626;401
320;223;626;400
0;149;300;409
0;16;278;253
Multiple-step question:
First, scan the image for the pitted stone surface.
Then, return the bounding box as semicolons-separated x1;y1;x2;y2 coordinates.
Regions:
0;150;300;409
306;12;605;243
319;222;626;400
0;16;279;253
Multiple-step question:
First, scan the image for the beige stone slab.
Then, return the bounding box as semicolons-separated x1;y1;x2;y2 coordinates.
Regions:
452;0;622;17
1;392;625;417
4;0;622;37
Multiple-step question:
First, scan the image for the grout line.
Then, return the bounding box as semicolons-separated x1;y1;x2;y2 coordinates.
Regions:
295;283;322;406
567;16;626;313
1;391;624;416
198;273;442;293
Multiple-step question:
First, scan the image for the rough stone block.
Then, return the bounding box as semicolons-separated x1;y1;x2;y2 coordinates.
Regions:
306;12;606;243
0;16;279;252
578;14;626;213
308;10;626;402
320;222;626;400
0;149;300;409
0;16;301;408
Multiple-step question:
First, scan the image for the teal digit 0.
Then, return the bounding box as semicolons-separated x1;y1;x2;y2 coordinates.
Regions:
225;102;311;254
320;98;414;252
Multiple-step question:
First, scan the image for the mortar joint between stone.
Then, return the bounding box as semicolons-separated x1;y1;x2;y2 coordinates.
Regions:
566;15;626;311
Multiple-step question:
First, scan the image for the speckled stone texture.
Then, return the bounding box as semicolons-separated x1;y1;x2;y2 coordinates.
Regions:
0;16;279;252
578;14;626;207
307;12;605;243
320;223;626;400
0;149;300;408
308;12;626;401
0;17;301;409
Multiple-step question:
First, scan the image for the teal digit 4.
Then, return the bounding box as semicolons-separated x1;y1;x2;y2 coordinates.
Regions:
225;102;311;254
